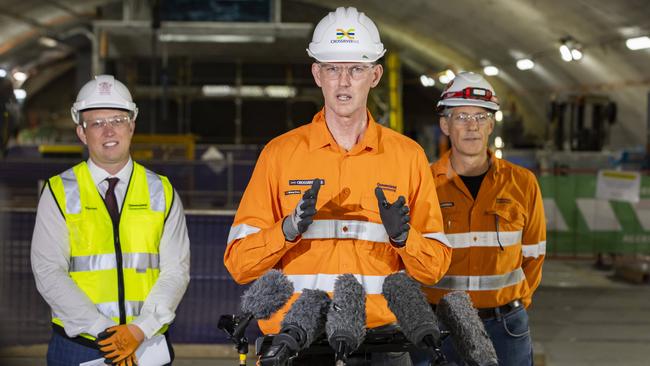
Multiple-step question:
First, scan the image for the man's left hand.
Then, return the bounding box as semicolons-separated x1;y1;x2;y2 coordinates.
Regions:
96;324;144;364
374;187;410;247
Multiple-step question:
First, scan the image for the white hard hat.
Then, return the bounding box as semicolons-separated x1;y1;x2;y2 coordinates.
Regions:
307;7;386;63
71;74;138;124
436;72;500;112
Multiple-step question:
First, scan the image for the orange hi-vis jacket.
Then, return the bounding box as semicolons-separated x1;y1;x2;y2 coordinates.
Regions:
224;109;452;334
422;150;545;309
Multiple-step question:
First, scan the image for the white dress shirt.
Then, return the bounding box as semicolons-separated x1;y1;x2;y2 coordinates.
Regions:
31;158;191;339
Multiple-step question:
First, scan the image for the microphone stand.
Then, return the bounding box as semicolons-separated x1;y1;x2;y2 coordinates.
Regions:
218;314;254;365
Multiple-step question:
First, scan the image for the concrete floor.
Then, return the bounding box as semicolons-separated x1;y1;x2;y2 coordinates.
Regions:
2;258;649;366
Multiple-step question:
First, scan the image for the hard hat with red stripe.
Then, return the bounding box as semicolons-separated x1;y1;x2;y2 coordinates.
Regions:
437;72;500;112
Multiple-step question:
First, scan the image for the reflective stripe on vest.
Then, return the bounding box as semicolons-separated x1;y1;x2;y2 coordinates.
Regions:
427;267;525;291
53;301;144;320
60;168;81;214
286;273;389;295
144;169;166;212
229;220;449;246
445;230;522;249
522;241;546;258
70;253;160;272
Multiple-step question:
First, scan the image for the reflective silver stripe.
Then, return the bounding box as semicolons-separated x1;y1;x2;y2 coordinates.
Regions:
445;231;522;249
522;241;546;258
60;168;81;214
70;253;116;272
227;224;261;244
96;301;144;318
144;169;165;212
423;232;451;247
302;220;389;242
70;253;160;272
286;273;387;295
427;268;525;291
123;252;160;270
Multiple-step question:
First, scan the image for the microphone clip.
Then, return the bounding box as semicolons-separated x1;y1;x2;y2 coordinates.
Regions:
217;313;252;355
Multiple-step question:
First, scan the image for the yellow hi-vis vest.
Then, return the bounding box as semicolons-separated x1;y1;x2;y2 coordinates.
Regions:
48;161;173;340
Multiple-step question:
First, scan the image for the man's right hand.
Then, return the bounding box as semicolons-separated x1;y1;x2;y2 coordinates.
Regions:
282;178;321;241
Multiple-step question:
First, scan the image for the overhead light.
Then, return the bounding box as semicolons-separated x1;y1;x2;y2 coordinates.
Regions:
159;34;274;43
571;48;583;60
0;68;6;78
14;89;26;101
495;149;503;159
495;110;503;122
559;44;572;62
438;69;455;84
445;69;455;80
38;36;59;48
419;75;435;87
483;66;499;76
202;85;234;97
559;37;583;61
13;71;27;82
516;58;535;70
626;36;650;50
264;85;297;98
202;85;297;98
494;136;504;148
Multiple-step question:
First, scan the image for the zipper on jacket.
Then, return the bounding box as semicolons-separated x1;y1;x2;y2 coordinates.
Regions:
113;223;127;324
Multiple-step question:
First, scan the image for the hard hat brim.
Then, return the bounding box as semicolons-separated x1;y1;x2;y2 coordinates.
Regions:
307;48;386;63
437;98;500;112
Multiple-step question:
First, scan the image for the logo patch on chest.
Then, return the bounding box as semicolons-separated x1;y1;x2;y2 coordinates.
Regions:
496;198;512;204
128;203;149;210
284;190;301;196
376;183;397;192
289;179;325;186
440;201;454;208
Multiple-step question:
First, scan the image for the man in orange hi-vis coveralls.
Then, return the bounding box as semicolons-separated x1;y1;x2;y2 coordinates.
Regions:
224;6;451;365
412;72;546;366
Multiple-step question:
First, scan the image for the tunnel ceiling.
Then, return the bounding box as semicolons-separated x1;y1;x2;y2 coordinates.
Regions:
0;0;649;148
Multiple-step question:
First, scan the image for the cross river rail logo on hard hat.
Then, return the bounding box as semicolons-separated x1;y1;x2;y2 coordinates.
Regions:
332;28;359;43
98;81;113;95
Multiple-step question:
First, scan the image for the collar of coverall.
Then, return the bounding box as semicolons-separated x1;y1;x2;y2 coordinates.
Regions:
434;148;502;180
308;108;380;153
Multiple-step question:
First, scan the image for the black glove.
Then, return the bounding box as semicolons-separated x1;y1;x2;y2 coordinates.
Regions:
375;187;410;246
282;179;321;241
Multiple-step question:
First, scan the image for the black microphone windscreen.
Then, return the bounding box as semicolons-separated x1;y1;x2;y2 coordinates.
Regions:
437;291;498;366
281;289;331;348
326;274;366;353
382;272;440;348
241;269;294;319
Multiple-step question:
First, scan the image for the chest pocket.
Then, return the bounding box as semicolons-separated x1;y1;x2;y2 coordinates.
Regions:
490;206;525;232
438;202;463;232
360;189;406;220
280;190;302;217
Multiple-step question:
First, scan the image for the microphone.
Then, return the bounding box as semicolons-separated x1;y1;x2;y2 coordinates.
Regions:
258;289;331;366
436;291;498;366
218;269;294;357
382;272;441;350
325;274;366;363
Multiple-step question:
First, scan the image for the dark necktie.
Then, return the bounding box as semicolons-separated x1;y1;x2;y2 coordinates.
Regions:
104;177;120;224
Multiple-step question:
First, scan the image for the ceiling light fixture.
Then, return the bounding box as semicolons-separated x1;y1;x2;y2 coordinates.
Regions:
419;75;435;87
483;65;499;76
625;36;650;50
516;58;535;70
